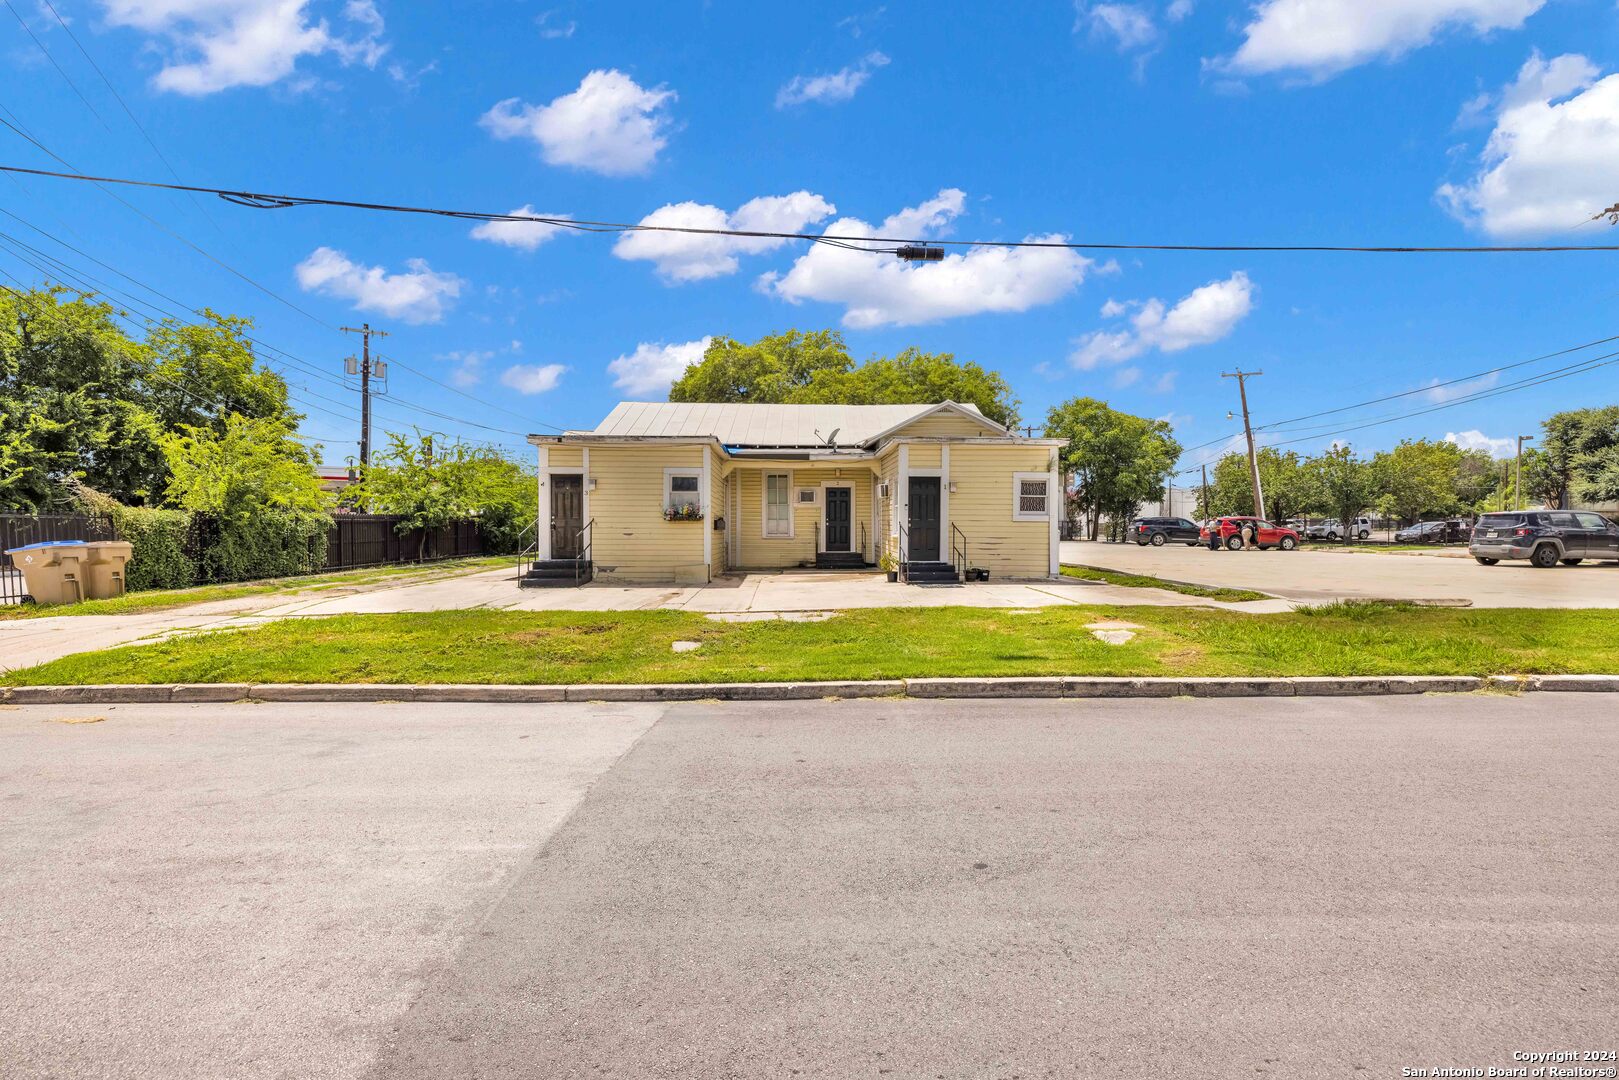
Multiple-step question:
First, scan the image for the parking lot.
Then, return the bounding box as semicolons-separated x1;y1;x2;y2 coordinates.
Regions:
1062;538;1619;607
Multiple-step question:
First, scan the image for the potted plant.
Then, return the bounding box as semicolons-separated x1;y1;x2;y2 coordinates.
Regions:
663;504;704;522
879;550;898;582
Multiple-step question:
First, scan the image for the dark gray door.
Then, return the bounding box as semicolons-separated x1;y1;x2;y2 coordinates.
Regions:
550;475;583;558
1547;511;1584;557
1576;512;1618;559
907;477;940;561
824;487;852;552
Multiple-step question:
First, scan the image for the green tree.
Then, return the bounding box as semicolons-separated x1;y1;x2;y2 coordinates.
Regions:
1046;398;1180;540
354;432;536;559
0;285;302;509
1452;447;1499;510
1306;445;1376;535
1541;405;1619;506
1371;439;1462;523
669;330;851;403
668;330;1022;428
1203;447;1317;522
158;414;328;521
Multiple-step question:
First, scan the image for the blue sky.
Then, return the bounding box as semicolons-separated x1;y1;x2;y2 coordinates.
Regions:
3;0;1618;475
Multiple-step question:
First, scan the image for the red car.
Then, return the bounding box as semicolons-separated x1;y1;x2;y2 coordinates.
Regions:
1199;516;1300;551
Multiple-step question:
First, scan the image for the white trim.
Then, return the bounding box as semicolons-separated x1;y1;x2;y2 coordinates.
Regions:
1013;472;1051;522
701;451;712;575
1048;456;1060;575
536;444;549;561
940;444;950;554
761;470;794;539
870;482;879;561
820;484;853;553
865;400;1009;445
581;448;590;554
663;466;704;513
896;445;908;559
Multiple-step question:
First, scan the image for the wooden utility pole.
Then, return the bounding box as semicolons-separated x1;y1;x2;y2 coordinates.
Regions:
1222;369;1265;520
341;323;389;465
1201;463;1210;522
1515;434;1534;510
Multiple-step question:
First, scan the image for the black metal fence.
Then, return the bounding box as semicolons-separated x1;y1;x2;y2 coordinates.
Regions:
0;514;118;604
326;515;485;569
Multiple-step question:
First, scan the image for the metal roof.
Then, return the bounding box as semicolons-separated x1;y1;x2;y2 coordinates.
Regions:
584;401;996;447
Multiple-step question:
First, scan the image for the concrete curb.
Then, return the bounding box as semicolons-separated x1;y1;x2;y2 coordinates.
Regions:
3;674;1617;705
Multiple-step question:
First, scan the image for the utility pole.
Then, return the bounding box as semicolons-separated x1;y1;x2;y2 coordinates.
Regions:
341;323;389;465
1222;369;1265;520
1515;434;1534;510
1201;463;1210;523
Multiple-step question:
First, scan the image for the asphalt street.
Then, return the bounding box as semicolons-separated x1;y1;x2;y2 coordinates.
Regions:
2;697;1614;1079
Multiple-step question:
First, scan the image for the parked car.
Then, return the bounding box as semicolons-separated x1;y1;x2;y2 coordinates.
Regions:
1130;516;1203;546
1469;510;1619;568
1395;520;1467;544
1199;516;1301;551
1306;516;1373;541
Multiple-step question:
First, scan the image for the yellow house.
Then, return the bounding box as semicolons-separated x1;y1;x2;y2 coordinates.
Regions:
525;401;1064;585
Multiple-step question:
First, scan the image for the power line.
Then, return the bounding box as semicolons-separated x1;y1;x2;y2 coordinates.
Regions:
1;0;111;134
5;163;1619;255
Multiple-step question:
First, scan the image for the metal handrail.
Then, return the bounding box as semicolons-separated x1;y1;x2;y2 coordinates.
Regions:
514;517;539;580
897;524;909;583
574;519;594;586
951;524;968;582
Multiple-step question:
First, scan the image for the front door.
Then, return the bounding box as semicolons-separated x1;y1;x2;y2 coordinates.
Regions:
550;475;583;559
823;486;852;552
907;477;941;561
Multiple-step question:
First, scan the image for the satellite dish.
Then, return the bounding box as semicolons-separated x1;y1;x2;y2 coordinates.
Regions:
826;427;841;446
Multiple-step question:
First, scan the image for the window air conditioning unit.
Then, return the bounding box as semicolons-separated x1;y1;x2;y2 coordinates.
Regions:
796;487;818;506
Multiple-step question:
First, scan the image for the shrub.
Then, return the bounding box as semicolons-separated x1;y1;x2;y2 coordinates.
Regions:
193;511;326;584
112;505;197;591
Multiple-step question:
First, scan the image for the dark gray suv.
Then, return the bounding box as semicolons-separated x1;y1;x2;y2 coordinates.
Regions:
1469;510;1619;568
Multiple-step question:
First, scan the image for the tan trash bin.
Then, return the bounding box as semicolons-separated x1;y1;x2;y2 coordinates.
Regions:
84;540;135;600
4;541;89;606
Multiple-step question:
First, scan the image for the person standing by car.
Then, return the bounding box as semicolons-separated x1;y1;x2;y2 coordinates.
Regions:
1241;519;1256;550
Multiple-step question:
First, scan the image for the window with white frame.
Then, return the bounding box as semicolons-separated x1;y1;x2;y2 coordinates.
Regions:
763;473;793;537
1013;472;1050;520
664;468;702;511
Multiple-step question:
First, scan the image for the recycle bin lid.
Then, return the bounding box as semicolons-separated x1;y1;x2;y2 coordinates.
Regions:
8;540;87;550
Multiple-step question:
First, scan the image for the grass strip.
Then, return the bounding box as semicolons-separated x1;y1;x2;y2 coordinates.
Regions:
0;556;511;620
9;602;1618;685
1060;564;1271;603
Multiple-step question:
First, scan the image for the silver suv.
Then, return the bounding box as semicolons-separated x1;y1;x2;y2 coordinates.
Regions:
1469;510;1619;568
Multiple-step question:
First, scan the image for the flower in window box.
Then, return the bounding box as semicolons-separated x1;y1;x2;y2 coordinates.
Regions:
664;503;704;522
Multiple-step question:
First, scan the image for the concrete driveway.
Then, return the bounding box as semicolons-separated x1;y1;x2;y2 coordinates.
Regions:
2;697;1612;1079
1064;539;1619;607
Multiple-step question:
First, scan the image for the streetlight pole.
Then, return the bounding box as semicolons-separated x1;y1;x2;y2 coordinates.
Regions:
1515;434;1534;510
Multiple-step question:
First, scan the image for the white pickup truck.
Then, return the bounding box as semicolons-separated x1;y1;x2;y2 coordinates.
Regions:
1305;517;1373;541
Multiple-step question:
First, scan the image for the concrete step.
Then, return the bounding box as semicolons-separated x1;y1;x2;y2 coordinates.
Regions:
520;573;592;589
814;551;866;569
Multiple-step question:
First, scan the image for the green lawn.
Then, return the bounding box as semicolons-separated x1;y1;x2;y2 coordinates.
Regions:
10;603;1617;685
0;556;511;620
1060;564;1271;603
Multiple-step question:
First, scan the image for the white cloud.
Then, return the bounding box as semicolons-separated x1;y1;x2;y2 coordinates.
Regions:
760;189;1092;328
1080;4;1158;50
608;337;712;397
100;0;387;95
469;206;570;252
1422;371;1499;402
776;51;889;108
612;192;836;283
535;10;575;39
499;363;567;395
1166;0;1194;21
1070;271;1254;369
1112;367;1143;389
480;69;675;176
1218;0;1543;79
294;247;463;324
1446;429;1517;457
1437;52;1619;235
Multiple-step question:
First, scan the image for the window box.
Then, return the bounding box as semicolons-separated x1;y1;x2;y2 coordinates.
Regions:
664;504;705;522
